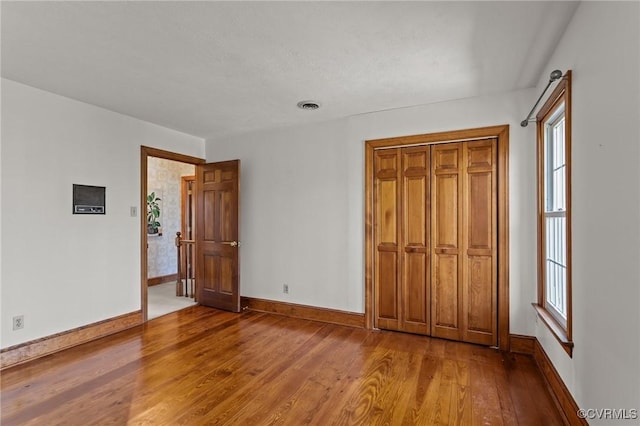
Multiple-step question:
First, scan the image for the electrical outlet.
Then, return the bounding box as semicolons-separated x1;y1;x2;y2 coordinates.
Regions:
283;284;289;294
13;315;24;330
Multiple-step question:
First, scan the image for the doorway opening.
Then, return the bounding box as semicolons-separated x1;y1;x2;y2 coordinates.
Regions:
141;147;205;321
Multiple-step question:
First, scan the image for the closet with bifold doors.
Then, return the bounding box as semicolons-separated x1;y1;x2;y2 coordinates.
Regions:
373;138;498;346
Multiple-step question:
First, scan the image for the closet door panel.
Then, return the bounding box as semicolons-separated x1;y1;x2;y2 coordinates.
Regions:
401;147;430;334
404;253;427;325
374;150;401;330
431;143;462;341
433;253;458;328
377;250;398;320
462;140;497;345
434;175;458;248
378;180;397;244
467;256;493;333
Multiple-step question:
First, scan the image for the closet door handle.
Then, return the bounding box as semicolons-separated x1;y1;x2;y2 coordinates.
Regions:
434;247;458;255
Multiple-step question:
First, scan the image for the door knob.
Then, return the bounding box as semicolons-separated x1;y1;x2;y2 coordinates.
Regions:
220;241;239;247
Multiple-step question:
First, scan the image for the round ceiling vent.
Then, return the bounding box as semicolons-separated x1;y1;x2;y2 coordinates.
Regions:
297;100;321;110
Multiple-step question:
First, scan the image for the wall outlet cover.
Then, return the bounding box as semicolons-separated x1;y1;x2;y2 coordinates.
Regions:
13;315;24;330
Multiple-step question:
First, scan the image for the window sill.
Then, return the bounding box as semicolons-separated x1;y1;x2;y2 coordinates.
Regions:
532;303;573;357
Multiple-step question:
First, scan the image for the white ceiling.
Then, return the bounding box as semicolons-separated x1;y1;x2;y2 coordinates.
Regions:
1;1;579;140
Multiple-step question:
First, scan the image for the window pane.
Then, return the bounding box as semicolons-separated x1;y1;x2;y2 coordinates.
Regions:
546;113;566;212
543;105;567;322
545;213;567;320
553;118;566;211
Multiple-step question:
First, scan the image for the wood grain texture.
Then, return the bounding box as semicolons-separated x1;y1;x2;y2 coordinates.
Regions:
401;147;431;334
0;310;142;370
242;297;365;329
431;143;462;342
364;142;375;330
365;125;510;350
196;160;241;312
374;149;401;331
1;306;564;426
461;139;497;346
510;334;536;355
496;125;510;351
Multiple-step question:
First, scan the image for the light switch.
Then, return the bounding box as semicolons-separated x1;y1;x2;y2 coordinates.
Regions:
130;206;137;217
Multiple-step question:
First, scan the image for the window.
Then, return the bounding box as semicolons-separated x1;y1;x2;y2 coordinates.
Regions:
535;70;573;356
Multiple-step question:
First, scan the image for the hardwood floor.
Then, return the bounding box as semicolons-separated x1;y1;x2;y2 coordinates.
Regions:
1;306;563;425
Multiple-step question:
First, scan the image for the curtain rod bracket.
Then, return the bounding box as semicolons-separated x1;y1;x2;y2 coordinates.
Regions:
521;69;563;127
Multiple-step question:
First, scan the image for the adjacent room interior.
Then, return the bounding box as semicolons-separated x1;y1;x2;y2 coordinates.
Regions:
145;156;197;319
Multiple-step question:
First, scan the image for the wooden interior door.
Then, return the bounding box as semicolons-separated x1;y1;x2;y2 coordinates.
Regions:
195;160;241;312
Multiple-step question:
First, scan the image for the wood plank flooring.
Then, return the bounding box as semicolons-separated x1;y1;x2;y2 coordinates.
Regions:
0;306;563;425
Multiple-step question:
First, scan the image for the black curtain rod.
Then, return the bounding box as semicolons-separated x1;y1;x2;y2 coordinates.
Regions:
520;69;563;127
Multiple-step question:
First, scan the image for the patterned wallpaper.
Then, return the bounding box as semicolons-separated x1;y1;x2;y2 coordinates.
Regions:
147;157;195;279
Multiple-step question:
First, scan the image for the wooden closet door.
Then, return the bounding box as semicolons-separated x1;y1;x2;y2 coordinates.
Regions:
374;149;401;331
462;139;497;345
400;146;431;334
431;143;463;341
375;140;497;344
430;140;497;345
374;147;431;334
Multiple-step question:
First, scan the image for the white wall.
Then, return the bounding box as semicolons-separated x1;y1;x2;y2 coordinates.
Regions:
533;2;640;423
206;87;538;334
0;79;204;348
208;119;353;310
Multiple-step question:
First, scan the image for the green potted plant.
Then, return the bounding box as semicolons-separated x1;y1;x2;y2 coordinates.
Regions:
147;192;162;235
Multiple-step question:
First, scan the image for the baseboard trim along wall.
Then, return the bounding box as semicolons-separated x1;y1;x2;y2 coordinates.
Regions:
241;297;366;329
0;310;143;370
509;334;587;426
147;273;179;286
509;334;536;355
533;339;588;426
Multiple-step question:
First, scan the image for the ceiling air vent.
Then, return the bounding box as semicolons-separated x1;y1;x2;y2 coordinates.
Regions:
297;100;321;110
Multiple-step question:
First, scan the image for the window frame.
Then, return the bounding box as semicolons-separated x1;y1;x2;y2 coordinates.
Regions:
534;70;573;357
